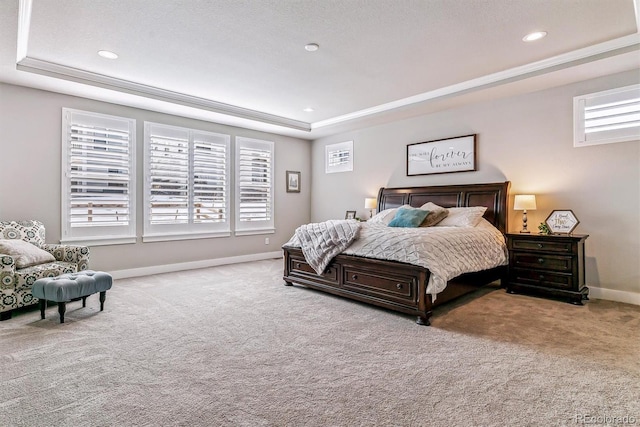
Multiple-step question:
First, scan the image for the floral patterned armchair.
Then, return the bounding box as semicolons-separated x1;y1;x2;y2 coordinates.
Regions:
0;220;90;320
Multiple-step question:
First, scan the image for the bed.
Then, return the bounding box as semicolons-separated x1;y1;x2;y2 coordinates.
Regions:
282;181;510;325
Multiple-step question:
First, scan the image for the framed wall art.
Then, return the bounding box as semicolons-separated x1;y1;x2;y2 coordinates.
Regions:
407;134;476;176
286;170;300;193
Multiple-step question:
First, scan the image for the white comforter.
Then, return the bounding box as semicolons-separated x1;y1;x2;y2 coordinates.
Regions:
284;221;508;298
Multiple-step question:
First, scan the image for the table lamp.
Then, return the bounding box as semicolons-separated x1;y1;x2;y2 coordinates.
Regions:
364;198;377;220
514;194;536;233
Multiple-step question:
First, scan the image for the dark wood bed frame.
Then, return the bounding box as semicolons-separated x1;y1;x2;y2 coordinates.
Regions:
283;181;510;325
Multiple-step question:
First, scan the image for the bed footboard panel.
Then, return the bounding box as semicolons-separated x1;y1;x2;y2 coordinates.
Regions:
283;247;433;323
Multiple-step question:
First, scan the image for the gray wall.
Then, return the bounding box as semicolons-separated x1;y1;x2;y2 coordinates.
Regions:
0;83;311;272
311;70;640;296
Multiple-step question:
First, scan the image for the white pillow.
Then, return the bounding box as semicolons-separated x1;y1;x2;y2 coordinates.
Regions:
435;206;487;227
0;239;56;269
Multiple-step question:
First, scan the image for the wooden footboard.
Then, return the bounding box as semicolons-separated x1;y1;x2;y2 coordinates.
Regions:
284;247;433;324
283;247;505;325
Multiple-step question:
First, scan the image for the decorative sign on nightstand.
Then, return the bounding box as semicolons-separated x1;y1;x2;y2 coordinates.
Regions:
545;210;579;234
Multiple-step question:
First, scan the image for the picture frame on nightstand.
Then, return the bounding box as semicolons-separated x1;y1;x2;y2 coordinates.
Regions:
545;210;580;234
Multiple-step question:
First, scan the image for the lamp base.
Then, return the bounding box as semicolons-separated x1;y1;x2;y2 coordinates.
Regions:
519;230;531;234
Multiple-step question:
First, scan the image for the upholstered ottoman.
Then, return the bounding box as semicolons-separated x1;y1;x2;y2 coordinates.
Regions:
31;270;112;323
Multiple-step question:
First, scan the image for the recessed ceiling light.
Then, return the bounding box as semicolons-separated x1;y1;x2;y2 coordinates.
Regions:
304;43;319;52
303;107;314;112
98;50;118;59
522;31;547;42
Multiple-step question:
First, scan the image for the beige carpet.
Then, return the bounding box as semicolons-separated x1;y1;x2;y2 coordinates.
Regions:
1;259;638;427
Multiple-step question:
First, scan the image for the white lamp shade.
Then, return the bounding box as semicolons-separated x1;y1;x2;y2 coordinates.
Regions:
364;198;377;209
514;194;537;210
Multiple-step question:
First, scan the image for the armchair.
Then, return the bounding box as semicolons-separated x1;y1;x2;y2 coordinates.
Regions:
0;220;89;320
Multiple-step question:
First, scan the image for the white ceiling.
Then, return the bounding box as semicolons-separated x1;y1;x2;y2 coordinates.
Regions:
1;0;639;139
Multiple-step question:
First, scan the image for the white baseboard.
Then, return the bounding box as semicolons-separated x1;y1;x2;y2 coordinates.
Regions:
111;257;639;307
110;250;283;280
589;286;640;306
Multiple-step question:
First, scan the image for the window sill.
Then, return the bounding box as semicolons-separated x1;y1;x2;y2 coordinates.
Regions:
234;228;275;237
60;235;137;247
142;231;231;243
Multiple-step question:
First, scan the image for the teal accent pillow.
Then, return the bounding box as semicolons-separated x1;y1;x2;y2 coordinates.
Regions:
388;207;430;228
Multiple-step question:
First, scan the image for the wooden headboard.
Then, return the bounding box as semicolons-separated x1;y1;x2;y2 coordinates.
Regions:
377;181;510;234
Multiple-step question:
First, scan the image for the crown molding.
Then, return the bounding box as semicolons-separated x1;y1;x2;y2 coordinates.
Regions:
16;56;312;132
311;33;640;129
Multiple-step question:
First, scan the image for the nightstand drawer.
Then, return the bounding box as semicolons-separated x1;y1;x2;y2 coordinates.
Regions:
511;252;573;272
510;268;573;290
509;238;572;253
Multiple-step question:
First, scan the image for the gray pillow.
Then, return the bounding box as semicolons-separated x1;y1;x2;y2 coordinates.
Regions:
0;239;56;269
419;202;449;226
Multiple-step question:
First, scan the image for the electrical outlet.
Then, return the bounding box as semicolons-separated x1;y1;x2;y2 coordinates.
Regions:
265;237;270;245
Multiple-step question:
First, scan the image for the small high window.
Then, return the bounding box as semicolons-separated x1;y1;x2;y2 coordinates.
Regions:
574;84;640;147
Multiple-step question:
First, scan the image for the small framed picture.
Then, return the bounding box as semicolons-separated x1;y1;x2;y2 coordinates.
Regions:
345;210;356;220
545;210;580;234
286;171;301;193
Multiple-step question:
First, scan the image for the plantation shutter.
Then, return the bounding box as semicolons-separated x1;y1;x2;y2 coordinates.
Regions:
148;126;190;224
193;132;228;224
143;123;230;241
574;84;640;147
235;137;275;235
328;148;351;168
62;109;136;244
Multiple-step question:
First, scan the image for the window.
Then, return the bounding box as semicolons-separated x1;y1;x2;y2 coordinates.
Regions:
143;123;230;241
61;108;136;245
235;137;275;235
325;141;353;173
574;84;640;147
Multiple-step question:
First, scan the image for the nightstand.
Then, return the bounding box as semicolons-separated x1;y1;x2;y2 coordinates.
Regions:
506;233;589;304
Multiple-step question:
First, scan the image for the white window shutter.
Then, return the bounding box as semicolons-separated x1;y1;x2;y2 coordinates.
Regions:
143;123;230;241
147;125;190;225
193;133;228;224
574;84;640;147
235;137;275;235
61;108;136;245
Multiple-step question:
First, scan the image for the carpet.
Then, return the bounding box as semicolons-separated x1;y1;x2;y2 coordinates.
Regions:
1;259;638;427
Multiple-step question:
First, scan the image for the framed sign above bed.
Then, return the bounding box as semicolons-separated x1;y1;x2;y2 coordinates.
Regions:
407;134;476;176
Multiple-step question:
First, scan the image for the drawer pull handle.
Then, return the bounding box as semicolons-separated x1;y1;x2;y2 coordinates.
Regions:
538;258;545;264
352;274;358;280
396;283;403;290
295;263;301;269
537;243;543;249
539;275;545;281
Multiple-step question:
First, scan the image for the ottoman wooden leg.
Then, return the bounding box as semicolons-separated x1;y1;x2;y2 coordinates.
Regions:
58;302;66;324
82;296;87;307
39;299;47;320
99;291;106;311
